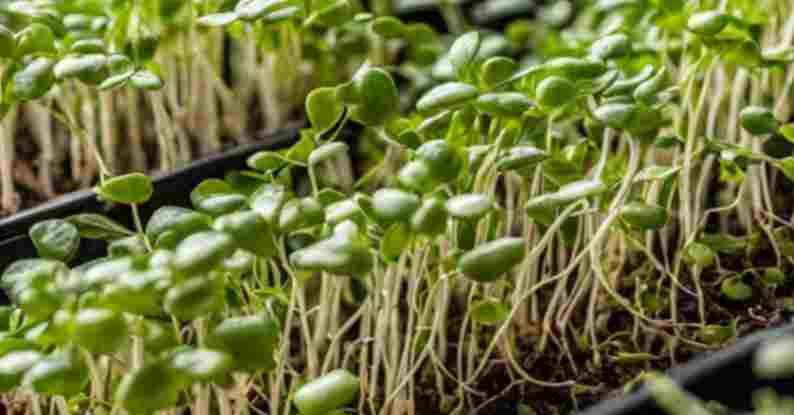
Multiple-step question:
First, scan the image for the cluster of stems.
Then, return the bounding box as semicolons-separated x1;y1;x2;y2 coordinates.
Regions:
4;0;794;415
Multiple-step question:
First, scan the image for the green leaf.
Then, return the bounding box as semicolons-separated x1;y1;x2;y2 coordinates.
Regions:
371;16;405;38
54;54;108;84
543;57;608;80
496;146;548;172
763;45;794;64
306;87;344;132
108;234;147;257
458;238;525;283
29;219;80;263
683;242;716;268
537;1;572;25
66;214;133;240
213;210;277;258
145;206;211;248
309;142;348;165
98;70;133;90
224;170;261;195
142;320;178;354
480;56;518;86
740;106;779;136
470;298;509;325
247;151;287;172
172;231;236;275
536;76;576;109
293;369;360;415
380;223;411;262
250;183;289;224
350;67;400;126
526;179;607;213
16;23;56;56
260;6;301;23
76;257;134;290
396;130;421;149
190;179;246;216
290;232;373;276
70;39;106;54
23;351;87;397
165;276;223;320
589;33;631;60
197;12;238;27
9;58;56;101
415;139;464;182
774;157;794;182
687;11;730;36
721;275;753;301
779;124;794;144
410;197;447;236
0;25;15;58
620;202;668;230
654;135;685;149
2;260;61;297
279;197;325;232
448;31;481;79
306;0;353;27
603;65;655;97
445;194;493;221
206;314;280;372
633;68;667;106
698;323;735;345
397;160;437;193
63;14;93;31
372;188;420;224
719;159;746;184
317;188;347;207
100;268;169;315
168;348;232;381
325;199;365;226
698;233;746;255
286;133;317;163
109;54;134;74
129;70;163;90
634;165;680;182
222;250;255;274
96;173;154;204
0;351;43;392
115;360;181;413
18;288;63;321
762;267;787;286
73;308;127;354
593;103;637;130
474;92;532;117
235;0;290;21
416;82;479;113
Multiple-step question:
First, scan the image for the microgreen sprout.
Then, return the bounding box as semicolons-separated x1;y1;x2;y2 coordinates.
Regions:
3;1;794;414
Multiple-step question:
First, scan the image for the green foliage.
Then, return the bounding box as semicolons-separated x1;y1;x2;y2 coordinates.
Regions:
5;1;794;414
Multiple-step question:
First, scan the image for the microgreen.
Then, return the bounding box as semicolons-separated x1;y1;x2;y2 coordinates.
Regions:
2;1;794;414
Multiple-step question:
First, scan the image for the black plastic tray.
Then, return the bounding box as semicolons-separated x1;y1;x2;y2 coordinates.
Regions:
0;128;299;273
394;0;535;32
580;323;794;415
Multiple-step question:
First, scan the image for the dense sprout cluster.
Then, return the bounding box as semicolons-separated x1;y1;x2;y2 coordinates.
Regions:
0;0;406;213
3;0;794;414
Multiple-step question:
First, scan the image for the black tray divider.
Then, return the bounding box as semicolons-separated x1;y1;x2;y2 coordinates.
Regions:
581;324;794;415
0;128;300;272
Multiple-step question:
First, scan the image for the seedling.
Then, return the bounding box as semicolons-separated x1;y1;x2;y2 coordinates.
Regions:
1;1;794;414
